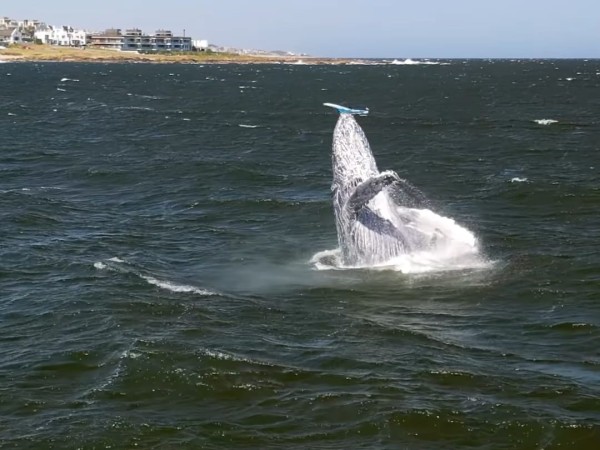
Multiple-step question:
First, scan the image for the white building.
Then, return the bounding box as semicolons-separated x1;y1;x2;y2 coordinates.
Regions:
91;28;193;52
18;19;41;29
0;28;22;45
0;17;18;28
121;29;192;52
35;26;87;46
193;39;209;50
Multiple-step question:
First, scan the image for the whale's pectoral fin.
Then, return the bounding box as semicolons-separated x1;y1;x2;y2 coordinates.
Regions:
347;171;400;213
356;207;408;249
387;177;430;208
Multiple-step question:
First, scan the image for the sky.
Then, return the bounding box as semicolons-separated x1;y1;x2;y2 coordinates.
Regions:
2;0;599;58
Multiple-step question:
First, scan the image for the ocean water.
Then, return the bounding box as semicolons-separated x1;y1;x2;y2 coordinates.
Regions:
1;60;599;449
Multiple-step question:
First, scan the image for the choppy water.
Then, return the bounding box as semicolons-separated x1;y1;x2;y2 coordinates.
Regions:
1;60;599;449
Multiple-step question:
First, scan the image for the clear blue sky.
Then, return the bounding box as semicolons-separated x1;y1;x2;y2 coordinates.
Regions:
3;0;598;58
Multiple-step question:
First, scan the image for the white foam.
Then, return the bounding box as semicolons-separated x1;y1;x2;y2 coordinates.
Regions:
239;124;258;128
95;257;216;296
312;207;489;274
121;350;141;359
534;119;558;125
510;177;529;183
200;349;272;367
56;88;66;92
389;58;448;66
141;276;215;296
310;249;344;270
202;349;235;361
108;257;126;263
60;77;79;82
346;60;385;66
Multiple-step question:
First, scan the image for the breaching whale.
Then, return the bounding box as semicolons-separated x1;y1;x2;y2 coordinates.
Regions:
323;103;479;269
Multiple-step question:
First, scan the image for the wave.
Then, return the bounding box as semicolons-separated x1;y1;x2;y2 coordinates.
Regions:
141;276;214;295
113;106;155;111
346;60;385;66
389;58;449;66
94;257;216;296
510;177;529;183
534;119;558;125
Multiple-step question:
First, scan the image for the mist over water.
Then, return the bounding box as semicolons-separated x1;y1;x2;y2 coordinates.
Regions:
1;60;600;449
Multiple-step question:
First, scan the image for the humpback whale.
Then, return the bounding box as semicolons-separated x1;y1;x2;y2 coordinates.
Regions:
324;104;479;269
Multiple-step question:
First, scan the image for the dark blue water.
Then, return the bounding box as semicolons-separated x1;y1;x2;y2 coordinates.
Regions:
1;60;599;449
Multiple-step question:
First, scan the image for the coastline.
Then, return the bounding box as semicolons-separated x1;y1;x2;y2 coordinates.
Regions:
0;45;353;65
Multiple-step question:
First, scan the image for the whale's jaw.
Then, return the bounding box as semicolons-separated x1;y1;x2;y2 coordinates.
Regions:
331;114;378;190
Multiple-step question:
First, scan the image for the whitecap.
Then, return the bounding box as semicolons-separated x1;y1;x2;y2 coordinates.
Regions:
534;119;558;125
141;275;215;296
389;58;446;66
200;349;272;366
510;177;529;183
60;77;79;82
7;112;16;116
202;349;235;361
56;88;66;92
239;124;258;128
95;257;215;296
108;257;126;263
121;350;141;359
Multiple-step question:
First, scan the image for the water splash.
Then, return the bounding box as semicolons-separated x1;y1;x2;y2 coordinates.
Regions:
313;113;487;273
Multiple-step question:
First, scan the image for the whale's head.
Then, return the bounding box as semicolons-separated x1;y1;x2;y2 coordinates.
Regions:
331;114;379;197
